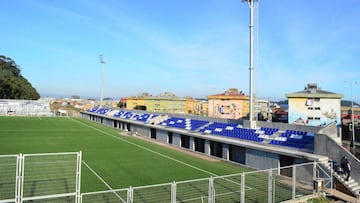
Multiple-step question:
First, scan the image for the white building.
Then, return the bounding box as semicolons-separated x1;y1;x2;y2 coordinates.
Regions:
286;83;343;127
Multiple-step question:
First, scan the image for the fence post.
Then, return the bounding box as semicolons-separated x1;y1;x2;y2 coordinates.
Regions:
19;154;25;203
330;161;334;189
171;181;177;203
292;165;296;199
241;172;245;203
208;177;214;203
15;154;22;203
127;186;133;203
76;151;82;203
268;169;272;203
313;162;317;194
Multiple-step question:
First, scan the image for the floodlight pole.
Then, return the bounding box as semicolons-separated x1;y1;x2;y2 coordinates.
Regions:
345;81;357;151
99;55;106;107
244;0;257;127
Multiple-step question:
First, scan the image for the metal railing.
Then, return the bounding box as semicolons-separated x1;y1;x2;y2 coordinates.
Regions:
0;152;81;203
81;162;330;203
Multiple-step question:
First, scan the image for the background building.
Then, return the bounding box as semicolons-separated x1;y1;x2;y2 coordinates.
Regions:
286;83;343;127
207;88;249;119
125;92;203;115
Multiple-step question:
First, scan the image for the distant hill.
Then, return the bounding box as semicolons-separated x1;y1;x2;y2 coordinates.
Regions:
0;55;40;100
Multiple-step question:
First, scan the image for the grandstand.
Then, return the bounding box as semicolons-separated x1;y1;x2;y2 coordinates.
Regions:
85;106;314;151
0;99;52;116
83;106;360;198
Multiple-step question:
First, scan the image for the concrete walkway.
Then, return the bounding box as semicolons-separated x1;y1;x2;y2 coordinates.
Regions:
325;189;359;203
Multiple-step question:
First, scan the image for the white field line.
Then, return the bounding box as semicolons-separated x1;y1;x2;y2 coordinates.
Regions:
82;160;126;203
71;118;253;192
70;118;219;177
0;129;92;132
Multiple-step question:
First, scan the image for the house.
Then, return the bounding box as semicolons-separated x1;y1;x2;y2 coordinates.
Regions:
286;83;343;127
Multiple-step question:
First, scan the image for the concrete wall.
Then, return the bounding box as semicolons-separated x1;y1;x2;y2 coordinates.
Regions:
82;113;91;120
318;122;341;143
246;148;279;170
189;137;195;151
222;144;229;160
156;129;168;144
205;140;211;155
132;125;150;138
172;133;181;147
315;134;360;183
104;118;113;126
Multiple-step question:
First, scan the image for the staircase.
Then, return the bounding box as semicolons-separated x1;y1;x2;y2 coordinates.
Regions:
321;160;360;197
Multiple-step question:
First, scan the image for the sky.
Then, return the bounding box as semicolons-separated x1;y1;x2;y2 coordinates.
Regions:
1;0;359;101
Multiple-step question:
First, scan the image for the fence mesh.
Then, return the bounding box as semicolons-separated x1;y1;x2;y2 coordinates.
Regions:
22;195;76;203
273;167;293;202
133;183;172;203
22;153;78;200
295;164;314;199
244;170;269;203
176;178;209;203
213;174;242;203
0;155;17;202
81;189;128;203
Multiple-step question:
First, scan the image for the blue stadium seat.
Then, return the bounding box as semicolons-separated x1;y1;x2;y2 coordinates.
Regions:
95;108;111;115
112;110;158;123
87;107;98;113
160;117;209;131
269;129;313;150
199;122;262;143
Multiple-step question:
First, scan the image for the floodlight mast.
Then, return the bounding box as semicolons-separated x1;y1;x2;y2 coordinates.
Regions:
99;55;106;107
243;0;257;127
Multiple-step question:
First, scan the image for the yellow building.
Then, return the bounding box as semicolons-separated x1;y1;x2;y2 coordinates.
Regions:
207;88;249;119
185;96;201;114
200;100;209;116
126;92;203;115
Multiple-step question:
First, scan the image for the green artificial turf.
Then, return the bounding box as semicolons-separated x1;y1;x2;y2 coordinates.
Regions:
0;117;249;193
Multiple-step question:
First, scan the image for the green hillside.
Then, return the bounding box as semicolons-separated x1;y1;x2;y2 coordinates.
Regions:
0;55;40;99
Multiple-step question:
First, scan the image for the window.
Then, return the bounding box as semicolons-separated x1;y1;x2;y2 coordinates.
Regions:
308;117;314;120
315;107;321;110
308;107;313;110
315;117;321;120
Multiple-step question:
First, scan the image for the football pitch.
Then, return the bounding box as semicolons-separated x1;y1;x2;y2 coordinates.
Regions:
0;116;250;193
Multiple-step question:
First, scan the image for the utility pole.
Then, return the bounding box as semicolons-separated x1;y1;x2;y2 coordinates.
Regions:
99;55;106;107
345;81;357;152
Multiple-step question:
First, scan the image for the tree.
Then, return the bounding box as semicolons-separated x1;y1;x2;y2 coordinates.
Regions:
0;55;40;99
117;101;126;108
